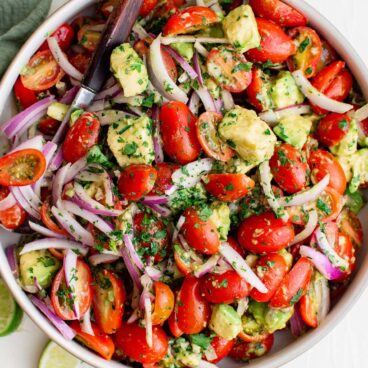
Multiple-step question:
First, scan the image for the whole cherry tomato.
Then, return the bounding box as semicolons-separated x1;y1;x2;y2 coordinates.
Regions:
150;162;180;195
39;23;74;51
118;164;157;201
63;112;100;163
246;18;296;63
181;207;220;255
246;67;273;112
160;101;201;164
269;143;308;194
238;211;295;254
13;78;38;109
140;0;158;17
204;173;255;201
151;281;175;325
230;334;274;361
200;270;250;304
337;208;363;248
205;336;235;364
115;322;168;364
316;113;351;147
176;277;210;334
0;186;26;230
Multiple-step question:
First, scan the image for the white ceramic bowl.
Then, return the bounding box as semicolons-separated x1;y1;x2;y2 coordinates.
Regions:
0;1;367;367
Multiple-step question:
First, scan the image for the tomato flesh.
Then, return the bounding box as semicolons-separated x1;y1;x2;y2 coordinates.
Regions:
205;336;235;364
316;113;351;147
151;281;175;325
13;78;38;109
39;24;74;51
0;186;26;230
230;334;274;361
150;162;180;195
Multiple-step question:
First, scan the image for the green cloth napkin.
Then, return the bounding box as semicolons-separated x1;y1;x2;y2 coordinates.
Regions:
0;0;52;77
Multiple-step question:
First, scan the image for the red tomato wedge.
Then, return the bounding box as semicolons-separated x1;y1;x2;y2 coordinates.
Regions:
0;186;26;230
316;113;351;147
151;281;175;325
205;336;235;364
13;78;38;109
140;0;158;17
39;23;74;51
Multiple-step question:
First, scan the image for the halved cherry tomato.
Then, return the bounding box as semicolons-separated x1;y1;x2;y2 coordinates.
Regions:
230;334;274;361
246;18;296;63
337;209;363;248
309;149;346;194
160;101;201;164
38;116;60;136
207;47;253;93
115;322;168;364
150;162;180;195
39;24;75;51
205;336;235;364
151;282;175;325
0;149;46;186
51;259;92;320
13;78;38;109
176;277;210;334
238;330;272;344
41;200;68;236
238;211;295;254
0;186;26;230
173;241;203;276
161;46;178;82
335;232;356;280
310;222;338;251
140;0;158;17
181;207;220;255
249;0;307;27
78;24;103;52
246;67;273;112
227;235;246;257
316;113;351;147
269;143;308;194
200;270;250;304
270;257;313;308
196;112;234;162
316;39;337;72
69;51;91;73
168;292;184;337
204;173;255;201
287;26;322;78
163;6;219;36
20;50;65;91
92;269;126;334
250;253;288;302
70;321;115;360
118;164;157;201
63;112;100;163
317;187;344;223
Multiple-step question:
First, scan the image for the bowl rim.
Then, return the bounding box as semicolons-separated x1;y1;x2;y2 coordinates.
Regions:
0;1;368;367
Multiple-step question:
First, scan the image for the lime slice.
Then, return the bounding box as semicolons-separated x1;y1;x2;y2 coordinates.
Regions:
0;278;23;336
39;341;81;368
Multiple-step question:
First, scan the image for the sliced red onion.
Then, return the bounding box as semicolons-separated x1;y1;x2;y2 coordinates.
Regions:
188;91;201;115
121;246;142;288
198;360;219;368
145;203;172;217
290;303;306;338
20;238;87;256
49;147;63;171
315;227;349;271
51;206;94;246
178;72;189;84
95;83;122;101
29;221;67;239
60;86;80;104
127;309;140;324
178;235;203;263
81;307;94;336
290;209;318;245
141;195;168;205
194;254;221;278
193;52;204;85
299;246;345;280
259;104;312;126
161;36;228;45
63;157;88;183
214;98;224;112
102;172;114;207
123;234;144;271
194;41;209;57
2;96;54;139
10;186;40;219
132;23;150;40
75;171;102;182
30;295;76;340
236;297;249;316
95;109;135;125
315;275;330;323
172;215;185;242
292;70;353;114
19;185;41;213
351;103;368;122
0;191;17;211
149;36;188;103
195;87;217;112
166;46;198;80
5;244;19;278
221;90;235;111
172;158;214;189
215;257;233;274
73;182;122;217
151;105;164;163
143;292;153;348
53;163;71;205
48;37;83;81
89;253;120;266
11;135;44;152
87;99;106;113
204;344;218;362
64;249;80;319
145;266;162;281
279;174;330;207
33;276;42;292
219;242;268;293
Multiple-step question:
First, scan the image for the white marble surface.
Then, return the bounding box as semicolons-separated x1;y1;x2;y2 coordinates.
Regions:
0;0;368;367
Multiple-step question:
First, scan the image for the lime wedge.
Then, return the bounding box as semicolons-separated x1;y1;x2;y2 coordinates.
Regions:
39;341;81;368
0;278;23;336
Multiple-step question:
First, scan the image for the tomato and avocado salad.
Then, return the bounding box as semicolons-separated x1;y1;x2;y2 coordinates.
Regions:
1;0;367;366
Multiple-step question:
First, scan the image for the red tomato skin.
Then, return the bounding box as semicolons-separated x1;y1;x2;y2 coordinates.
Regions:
69;51;91;73
299;289;318;328
168;295;184;337
237;211;295;254
163;6;219;36
337;209;363;248
115;322;168;364
230;334;274;361
249;0;307;27
335;232;356;281
160;101;201;165
269;143;308;194
150;162;180;195
204;173;255;201
316;113;351;147
13;78;38;109
308;149;346;195
63;112;100;163
200;271;250;304
270;257;313;308
177;277;210;334
250;253;288;302
246;18;296;63
205;336;235;364
0;186;26;230
39;23;74;51
161;46;178;82
38;116;60;136
246;67;270;112
181;207;220;255
118;164;157;201
227;235;246;258
140;0;158;17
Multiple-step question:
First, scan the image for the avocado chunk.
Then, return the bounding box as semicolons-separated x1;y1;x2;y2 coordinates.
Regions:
337;154;353;182
209;201;230;240
209;304;242;340
110;43;148;97
20;250;61;290
171;42;194;61
222;5;260;53
218;106;277;166
349;148;368;192
344;187;365;214
47;102;69;121
87;145;113;169
168;183;208;214
107;115;154;167
330;119;358;156
274;115;312;149
271;71;304;109
213;155;255;175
